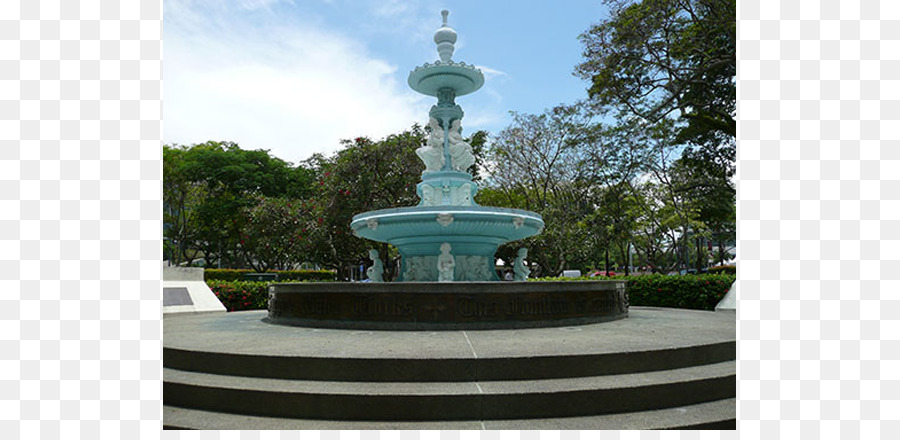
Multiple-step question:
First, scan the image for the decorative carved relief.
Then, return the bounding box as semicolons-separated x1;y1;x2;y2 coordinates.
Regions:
436;213;454;227
421;184;437;206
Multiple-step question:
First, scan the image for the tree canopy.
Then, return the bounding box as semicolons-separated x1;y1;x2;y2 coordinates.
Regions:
575;0;736;146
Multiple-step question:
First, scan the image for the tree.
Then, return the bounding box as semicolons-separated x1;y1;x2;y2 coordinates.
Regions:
163;146;207;266
238;196;312;272
162;141;317;268
671;147;735;268
584;181;640;275
303;127;427;279
575;0;736;145
483;103;603;276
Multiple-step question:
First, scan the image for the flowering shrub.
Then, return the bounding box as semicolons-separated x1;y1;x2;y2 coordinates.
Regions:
206;280;271;311
530;274;736;311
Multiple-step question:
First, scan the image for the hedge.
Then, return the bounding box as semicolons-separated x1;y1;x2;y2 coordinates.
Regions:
531;274;735;311
204;268;336;282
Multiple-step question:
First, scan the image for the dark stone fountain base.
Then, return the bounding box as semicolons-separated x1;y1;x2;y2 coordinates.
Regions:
266;280;628;330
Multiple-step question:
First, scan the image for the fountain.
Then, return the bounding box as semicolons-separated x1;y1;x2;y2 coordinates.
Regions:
350;10;544;282
266;10;628;329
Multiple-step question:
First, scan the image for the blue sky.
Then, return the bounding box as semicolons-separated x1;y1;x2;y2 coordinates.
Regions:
163;0;609;164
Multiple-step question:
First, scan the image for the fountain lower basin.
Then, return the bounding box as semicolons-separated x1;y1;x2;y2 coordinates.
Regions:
351;205;544;281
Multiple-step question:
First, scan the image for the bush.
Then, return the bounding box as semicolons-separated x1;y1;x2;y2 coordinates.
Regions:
206;280;271;312
530;274;736;311
207;276;340;312
706;264;736;275
204;268;336;282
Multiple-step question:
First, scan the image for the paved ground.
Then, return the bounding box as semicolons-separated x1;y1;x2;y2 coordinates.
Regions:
164;307;736;360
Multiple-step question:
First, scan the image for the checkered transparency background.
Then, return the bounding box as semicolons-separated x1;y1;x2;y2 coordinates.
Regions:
0;0;896;438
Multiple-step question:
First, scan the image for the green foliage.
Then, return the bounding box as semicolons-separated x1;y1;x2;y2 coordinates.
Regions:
303;127;427;279
530;274;735;311
573;0;737;273
706;265;735;275
163;141;317;268
575;0;736;146
204;268;336;282
206;280;270;311
238;196;312;271
484;102;603;276
627;274;734;310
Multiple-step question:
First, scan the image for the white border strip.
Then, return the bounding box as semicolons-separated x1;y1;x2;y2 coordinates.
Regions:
352;210;544;224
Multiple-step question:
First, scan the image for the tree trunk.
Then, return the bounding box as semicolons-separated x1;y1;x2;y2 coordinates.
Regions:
605;247;610;277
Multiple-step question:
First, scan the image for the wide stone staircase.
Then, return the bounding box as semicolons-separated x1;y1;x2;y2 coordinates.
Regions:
163;308;736;430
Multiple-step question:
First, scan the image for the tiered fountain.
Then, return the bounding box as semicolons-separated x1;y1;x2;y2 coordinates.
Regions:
349;10;544;282
266;11;628;329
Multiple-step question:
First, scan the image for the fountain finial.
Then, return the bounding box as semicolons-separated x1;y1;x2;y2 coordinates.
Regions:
434;10;457;63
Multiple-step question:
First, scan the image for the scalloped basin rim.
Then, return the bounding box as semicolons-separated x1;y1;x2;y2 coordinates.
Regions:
407;63;485;97
352;206;543;224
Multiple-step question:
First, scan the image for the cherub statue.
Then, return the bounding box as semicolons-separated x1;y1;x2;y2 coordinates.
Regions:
437;242;455;282
366;249;384;282
416;117;445;171
513;247;530;281
447;119;475;172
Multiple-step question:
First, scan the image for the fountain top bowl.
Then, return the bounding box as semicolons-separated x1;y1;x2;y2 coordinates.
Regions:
408;61;485;97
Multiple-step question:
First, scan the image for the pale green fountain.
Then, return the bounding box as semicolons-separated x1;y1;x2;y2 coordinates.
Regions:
351;10;544;281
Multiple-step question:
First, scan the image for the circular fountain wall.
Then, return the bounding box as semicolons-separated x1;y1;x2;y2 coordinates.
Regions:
267;281;628;330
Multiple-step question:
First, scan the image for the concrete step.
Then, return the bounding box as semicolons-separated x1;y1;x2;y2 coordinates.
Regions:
163;398;736;430
163;340;735;382
163;361;735;421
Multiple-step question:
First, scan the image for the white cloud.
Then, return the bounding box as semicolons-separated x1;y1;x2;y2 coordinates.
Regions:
238;0;288;11
475;65;508;80
163;1;430;164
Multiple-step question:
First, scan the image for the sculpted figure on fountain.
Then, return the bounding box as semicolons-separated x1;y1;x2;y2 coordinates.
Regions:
448;119;475;173
513;248;530;281
416;117;445;171
437;243;455;282
367;249;384;282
